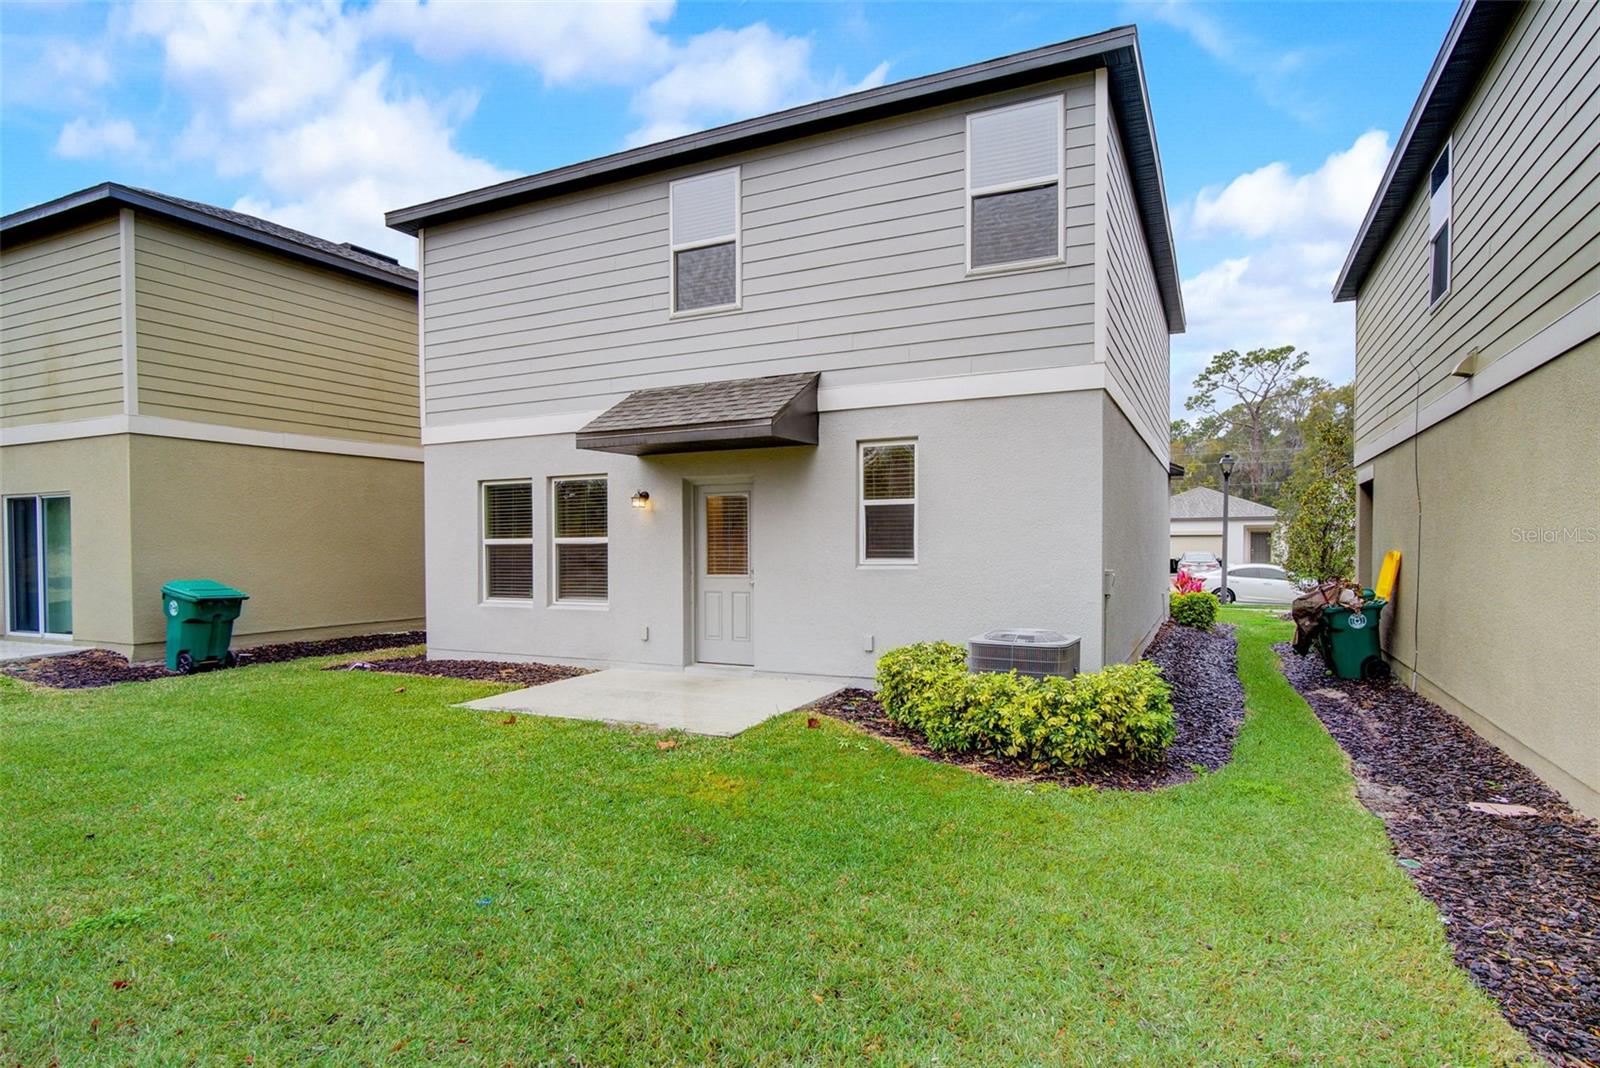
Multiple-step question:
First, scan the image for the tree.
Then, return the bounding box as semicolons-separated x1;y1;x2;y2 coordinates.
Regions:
1177;345;1330;508
1276;385;1356;581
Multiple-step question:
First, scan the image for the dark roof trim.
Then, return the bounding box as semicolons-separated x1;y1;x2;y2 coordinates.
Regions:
1;183;417;292
387;27;1184;332
1332;0;1522;302
1167;461;1186;478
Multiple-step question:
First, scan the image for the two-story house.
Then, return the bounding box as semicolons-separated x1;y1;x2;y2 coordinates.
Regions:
386;28;1183;681
1334;0;1599;817
1;184;425;660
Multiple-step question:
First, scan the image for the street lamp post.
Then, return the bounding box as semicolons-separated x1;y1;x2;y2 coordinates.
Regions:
1219;453;1236;603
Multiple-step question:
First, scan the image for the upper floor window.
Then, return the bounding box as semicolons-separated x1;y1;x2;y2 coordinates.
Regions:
670;168;740;315
966;96;1063;271
1428;142;1451;306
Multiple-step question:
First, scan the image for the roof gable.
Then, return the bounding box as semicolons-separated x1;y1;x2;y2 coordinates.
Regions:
386;26;1183;333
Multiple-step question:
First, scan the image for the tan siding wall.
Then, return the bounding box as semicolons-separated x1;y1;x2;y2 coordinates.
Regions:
1354;0;1600;451
421;75;1098;426
0;217;124;427
1102;105;1171;454
132;217;419;444
1362;341;1600;818
126;436;424;657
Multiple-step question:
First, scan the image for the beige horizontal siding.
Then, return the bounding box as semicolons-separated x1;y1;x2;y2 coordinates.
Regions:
1354;0;1600;451
1102;102;1170;454
132;217;419;444
0;217;124;427
422;75;1099;426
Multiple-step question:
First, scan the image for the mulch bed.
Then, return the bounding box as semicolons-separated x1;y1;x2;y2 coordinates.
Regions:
1;631;425;690
324;656;588;687
1278;645;1600;1066
810;621;1245;791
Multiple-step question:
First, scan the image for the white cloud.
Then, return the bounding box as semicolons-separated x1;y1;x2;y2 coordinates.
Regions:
363;0;675;84
127;0;513;262
629;25;889;146
54;116;146;159
1;37;115;108
1173;131;1392;405
1191;129;1390;241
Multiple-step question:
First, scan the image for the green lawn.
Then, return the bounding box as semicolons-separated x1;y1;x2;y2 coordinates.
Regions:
1;611;1532;1065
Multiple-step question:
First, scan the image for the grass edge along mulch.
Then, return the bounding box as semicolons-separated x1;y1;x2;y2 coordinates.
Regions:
324;655;590;688
811;619;1246;791
1278;643;1600;1066
0;631;426;690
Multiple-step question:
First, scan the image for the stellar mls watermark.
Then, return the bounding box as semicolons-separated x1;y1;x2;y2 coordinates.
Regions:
1510;526;1598;545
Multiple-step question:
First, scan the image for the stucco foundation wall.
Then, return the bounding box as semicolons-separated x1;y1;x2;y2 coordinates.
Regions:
425;392;1113;679
126;436;424;658
1362;342;1599;818
1100;394;1165;663
0;435;134;649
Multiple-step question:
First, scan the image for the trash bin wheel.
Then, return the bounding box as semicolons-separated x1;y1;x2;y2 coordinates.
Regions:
1360;655;1390;681
224;650;240;669
175;651;195;675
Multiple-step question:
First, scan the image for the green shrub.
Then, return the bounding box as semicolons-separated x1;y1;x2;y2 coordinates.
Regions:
873;643;1174;770
1169;591;1219;629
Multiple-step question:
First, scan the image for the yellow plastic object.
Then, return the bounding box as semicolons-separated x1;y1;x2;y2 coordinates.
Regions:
1375;550;1401;601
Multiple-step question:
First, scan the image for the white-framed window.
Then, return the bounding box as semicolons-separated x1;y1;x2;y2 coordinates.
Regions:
1428;140;1452;307
552;476;609;603
481;480;534;601
669;167;740;315
966;95;1064;272
5;493;72;636
859;440;917;565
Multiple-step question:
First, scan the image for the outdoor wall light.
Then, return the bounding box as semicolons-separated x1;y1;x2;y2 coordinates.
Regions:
631;490;651;509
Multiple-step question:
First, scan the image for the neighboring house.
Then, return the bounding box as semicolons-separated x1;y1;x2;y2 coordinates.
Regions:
1334;0;1599;817
386;28;1183;680
0;184;425;660
1168;486;1276;567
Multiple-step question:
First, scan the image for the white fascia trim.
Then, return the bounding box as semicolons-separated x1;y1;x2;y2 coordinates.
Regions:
1355;290;1600;466
118;209;139;416
0;414;422;461
418;363;1171;466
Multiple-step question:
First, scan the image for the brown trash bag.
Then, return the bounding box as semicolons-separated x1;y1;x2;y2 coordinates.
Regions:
1290;581;1366;655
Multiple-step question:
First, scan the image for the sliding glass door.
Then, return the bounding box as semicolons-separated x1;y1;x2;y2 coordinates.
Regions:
5;495;72;636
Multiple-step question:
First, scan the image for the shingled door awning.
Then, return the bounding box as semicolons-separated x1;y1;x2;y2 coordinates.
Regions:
576;372;820;455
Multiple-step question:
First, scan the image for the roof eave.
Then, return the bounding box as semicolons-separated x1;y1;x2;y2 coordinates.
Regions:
2;183;418;293
386;26;1183;332
1332;0;1522;302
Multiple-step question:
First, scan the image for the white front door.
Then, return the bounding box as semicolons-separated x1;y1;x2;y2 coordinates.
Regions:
695;484;753;665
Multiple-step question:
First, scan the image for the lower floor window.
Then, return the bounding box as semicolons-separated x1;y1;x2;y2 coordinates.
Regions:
553;477;608;602
482;481;534;600
6;494;72;634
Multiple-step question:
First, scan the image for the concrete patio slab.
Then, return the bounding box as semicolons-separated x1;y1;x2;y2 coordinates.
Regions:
458;669;846;736
0;640;79;663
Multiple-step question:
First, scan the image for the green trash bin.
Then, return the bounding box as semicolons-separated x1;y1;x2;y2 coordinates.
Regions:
1317;595;1389;680
161;580;249;673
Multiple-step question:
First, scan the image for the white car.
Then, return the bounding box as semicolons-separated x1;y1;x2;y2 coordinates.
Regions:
1203;564;1302;605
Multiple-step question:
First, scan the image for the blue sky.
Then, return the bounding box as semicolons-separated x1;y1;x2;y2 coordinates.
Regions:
0;1;1456;411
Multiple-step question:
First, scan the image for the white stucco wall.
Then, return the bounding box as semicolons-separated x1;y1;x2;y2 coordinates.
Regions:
1100;394;1167;663
423;392;1115;680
